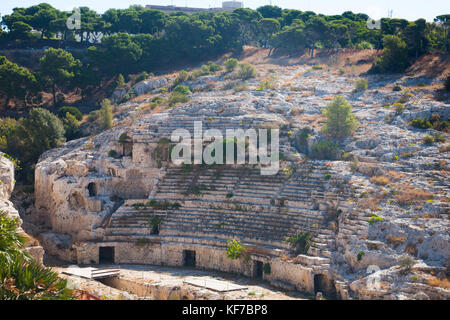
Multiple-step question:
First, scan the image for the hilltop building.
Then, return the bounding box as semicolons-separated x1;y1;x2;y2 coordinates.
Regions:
146;1;243;14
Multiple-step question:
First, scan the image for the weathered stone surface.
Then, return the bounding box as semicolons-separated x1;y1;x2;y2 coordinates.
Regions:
32;62;450;299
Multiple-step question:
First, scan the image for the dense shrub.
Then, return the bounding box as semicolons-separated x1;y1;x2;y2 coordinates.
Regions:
168;92;189;107
397;254;415;273
58;106;82;121
62;112;80;141
99;99;113;129
173;85;191;95
135;71;149;83
370;35;409;73
226;239;244;260
393;102;404;115
223;58;238;72
296;127;313;154
356;41;374;50
311;140;340;160
285;232;313;254
410;118;433;129
207;62;222;73
175;70;189;84
423;134;435;145
354;78;368;92
236;63;257;80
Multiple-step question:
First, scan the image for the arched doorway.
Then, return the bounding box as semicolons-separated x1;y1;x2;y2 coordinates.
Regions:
87;182;98;197
314;274;337;299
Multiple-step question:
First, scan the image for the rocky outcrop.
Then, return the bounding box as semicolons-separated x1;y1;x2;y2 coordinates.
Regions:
0;153;44;264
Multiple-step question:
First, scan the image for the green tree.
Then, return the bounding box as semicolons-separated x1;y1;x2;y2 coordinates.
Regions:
62;113;80;141
18;108;65;163
257;5;282;19
39;48;81;106
259;18;281;49
322;96;359;139
9;21;33;40
0;57;37;109
99;99;113;129
434;15;450;53
370;35;409;73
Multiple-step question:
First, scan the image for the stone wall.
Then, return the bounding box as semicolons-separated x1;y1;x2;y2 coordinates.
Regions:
75;241;316;295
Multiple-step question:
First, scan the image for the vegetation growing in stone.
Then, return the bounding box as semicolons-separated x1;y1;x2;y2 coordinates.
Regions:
397;254;415;273
321;96;359;140
236;63;257;80
226;239;245;260
311;140;340;160
224;58;239;72
368;215;383;225
354;79;368;92
99;99;113;129
285;232;313;254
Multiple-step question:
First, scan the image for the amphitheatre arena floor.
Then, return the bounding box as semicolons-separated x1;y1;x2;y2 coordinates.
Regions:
51;260;309;300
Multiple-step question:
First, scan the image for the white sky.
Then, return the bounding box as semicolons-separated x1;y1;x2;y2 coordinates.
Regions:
1;0;449;22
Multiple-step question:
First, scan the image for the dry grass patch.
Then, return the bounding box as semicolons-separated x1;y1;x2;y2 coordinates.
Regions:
396;189;434;205
370;176;390;185
427;276;450;290
357;197;381;211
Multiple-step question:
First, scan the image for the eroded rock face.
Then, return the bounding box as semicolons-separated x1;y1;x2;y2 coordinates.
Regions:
0;153;20;222
0;153;44;264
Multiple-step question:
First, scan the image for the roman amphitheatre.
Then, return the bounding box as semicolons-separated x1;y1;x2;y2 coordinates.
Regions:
1;46;447;300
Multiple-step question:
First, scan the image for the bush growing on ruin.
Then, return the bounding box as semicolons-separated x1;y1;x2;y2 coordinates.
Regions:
354;79;368;92
321;96;359;140
285;232;313;254
224;58;239;72
236;63;257;80
99;99;113;129
226;239;244;260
